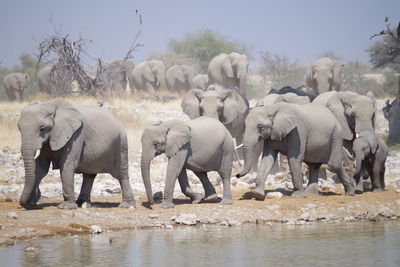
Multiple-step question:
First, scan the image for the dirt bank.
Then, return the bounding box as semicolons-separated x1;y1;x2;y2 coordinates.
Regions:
1;188;399;245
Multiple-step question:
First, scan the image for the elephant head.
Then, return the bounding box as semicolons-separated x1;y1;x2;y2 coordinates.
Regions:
238;103;297;177
326;91;376;141
306;57;343;94
17;99;83;207
353;131;379;178
227;52;248;90
140;120;191;203
181;85;248;125
148;60;167;90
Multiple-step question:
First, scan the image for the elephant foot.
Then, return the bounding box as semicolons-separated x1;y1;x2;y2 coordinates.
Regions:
119;200;136;208
203;193;219;203
345;185;355;196
305;183;319;196
291;190;307;198
221;197;233;205
76;198;91;207
355;188;364;194
57;201;78;209
248;188;266;200
372;188;383;193
190;193;203;204
160;201;175;209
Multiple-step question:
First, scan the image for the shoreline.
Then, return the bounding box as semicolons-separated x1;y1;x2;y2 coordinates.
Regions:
1;189;399;246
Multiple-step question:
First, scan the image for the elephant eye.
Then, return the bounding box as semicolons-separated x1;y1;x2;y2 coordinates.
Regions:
257;124;264;130
39;126;48;133
153;141;159;145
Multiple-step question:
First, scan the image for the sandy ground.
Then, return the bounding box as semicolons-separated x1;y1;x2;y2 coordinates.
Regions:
0;94;399;246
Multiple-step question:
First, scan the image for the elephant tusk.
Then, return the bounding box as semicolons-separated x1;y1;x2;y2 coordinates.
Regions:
355;133;359;138
236;144;243;149
34;149;41;160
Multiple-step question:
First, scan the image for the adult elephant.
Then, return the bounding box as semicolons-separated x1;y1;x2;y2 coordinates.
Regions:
128;60;167;93
166;64;194;93
141;117;234;208
268;85;316;102
3;72;30;101
313;91;376;155
237;102;355;199
306;57;344;95
208;52;248;94
181;84;249;165
101;59;134;93
258;92;311;107
192;74;209;90
37;65;53;94
17;99;135;209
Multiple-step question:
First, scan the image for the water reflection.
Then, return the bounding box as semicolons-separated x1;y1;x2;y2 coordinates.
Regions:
1;222;399;267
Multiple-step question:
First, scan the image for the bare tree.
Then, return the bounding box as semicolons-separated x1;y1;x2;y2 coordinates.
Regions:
35;12;143;96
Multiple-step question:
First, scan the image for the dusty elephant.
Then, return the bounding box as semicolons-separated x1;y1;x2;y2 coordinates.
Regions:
100;59;134;93
17;99;135;209
140;117;234;208
166;64;194;93
3;72;30;101
306;57;343;95
128;60;167;93
353;130;388;193
191;74;209;90
237;102;355;199
208;52;248;94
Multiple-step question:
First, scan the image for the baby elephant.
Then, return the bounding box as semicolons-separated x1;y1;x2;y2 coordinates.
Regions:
353;131;388;193
141;117;234;208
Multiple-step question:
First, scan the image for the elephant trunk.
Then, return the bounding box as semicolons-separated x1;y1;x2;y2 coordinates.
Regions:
140;148;156;204
238;68;247;91
19;148;37;208
317;78;331;93
236;130;258;177
354;154;364;184
355;117;374;135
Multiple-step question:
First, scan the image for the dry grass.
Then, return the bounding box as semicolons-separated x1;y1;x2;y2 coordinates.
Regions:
0;91;183;152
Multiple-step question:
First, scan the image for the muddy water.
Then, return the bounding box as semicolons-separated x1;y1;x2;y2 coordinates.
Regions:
1;222;400;267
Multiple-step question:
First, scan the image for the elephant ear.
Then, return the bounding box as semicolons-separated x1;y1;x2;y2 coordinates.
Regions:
163;120;192;157
222;57;235;79
326;93;353;140
332;61;344;91
220;89;248;126
181;89;203;119
270;104;297;141
305;67;316;91
48;99;83;151
143;63;155;83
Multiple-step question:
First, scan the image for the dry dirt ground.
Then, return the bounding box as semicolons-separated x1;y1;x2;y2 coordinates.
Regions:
0;94;399;246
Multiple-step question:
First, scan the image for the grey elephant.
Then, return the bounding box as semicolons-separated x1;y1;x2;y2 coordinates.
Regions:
268;85;316;102
353;131;388;193
166;64;194;93
191;74;209;90
3;72;30;101
37;65;54;94
140;117;234;209
236;102;355;199
181;84;249;164
306;57;343;95
208;52;248;93
313;91;376;159
17;99;135;209
128;60;167;93
258;92;311;107
100;59;134;93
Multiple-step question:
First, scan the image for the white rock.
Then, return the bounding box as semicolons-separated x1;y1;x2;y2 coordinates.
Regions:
344;216;355;222
174;213;198;225
6;212;17;219
149;214;159;219
228;220;241;226
90;225;102;234
266;192;283;199
165;224;174;229
24;246;36;252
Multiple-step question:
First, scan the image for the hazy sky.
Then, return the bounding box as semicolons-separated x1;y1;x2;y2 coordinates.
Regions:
1;0;399;67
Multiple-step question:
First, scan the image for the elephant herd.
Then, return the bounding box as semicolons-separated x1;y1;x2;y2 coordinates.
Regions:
15;54;388;210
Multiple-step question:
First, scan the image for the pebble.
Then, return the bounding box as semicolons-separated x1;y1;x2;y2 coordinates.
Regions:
6;212;17;219
165;224;174;229
344;216;355;222
266;192;283;199
149;214;159;219
174;213;198;225
90;225;102;234
0;238;14;247
24;246;36;252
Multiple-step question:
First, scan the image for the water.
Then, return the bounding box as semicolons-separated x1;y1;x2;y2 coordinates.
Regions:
1;222;400;267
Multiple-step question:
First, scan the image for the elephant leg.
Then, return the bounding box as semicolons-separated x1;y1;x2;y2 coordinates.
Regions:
330;164;355;196
76;174;96;207
218;142;234;205
161;149;188;209
177;169;202;204
58;166;78;209
305;163;321;196
6;89;16;101
380;165;386;190
251;148;278;200
288;156;306;198
18;88;24;102
118;177;135;208
28;155;50;206
354;162;365;194
194;172;218;202
371;164;383;192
